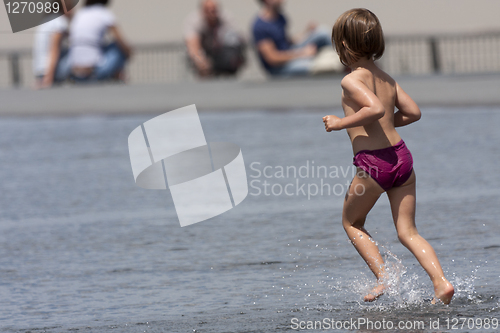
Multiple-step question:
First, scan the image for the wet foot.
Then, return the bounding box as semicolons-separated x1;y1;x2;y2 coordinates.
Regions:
432;281;454;305
364;284;386;302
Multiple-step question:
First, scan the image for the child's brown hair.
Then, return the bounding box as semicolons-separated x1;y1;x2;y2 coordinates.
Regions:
332;8;385;67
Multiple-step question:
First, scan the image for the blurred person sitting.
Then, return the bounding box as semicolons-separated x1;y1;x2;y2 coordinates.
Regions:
184;0;246;77
32;2;75;89
69;0;132;82
252;0;335;77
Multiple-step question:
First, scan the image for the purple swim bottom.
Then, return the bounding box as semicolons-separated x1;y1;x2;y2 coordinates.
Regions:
353;140;413;191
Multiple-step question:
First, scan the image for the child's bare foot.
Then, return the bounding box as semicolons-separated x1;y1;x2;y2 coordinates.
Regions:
364;283;386;302
432;280;454;305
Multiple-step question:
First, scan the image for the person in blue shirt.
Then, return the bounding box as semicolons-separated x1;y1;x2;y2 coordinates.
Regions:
252;0;332;76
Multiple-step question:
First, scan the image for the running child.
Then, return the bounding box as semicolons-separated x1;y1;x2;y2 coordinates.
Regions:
323;8;454;304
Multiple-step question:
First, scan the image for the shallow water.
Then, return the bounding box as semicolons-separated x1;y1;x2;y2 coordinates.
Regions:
0;107;499;332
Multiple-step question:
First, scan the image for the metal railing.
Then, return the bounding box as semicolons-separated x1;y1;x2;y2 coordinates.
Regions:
0;43;191;89
2;31;500;88
0;49;32;88
380;31;500;75
126;42;189;84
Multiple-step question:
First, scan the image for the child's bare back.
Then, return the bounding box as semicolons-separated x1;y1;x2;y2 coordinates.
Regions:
341;65;400;153
328;62;421;154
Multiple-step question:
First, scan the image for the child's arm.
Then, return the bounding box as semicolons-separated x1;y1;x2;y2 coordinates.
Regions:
394;82;421;127
323;76;385;131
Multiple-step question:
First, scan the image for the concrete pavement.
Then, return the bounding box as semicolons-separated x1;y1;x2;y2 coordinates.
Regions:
1;74;500;117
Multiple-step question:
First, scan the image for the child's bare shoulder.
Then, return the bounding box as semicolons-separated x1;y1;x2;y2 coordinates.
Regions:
340;71;364;90
375;67;396;85
383;72;396;85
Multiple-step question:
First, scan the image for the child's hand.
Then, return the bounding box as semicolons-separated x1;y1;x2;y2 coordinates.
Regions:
323;115;343;132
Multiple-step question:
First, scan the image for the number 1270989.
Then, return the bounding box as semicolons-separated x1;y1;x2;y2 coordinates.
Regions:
5;1;60;14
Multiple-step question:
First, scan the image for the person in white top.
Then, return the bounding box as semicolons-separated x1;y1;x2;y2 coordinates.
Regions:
69;0;132;81
32;10;73;88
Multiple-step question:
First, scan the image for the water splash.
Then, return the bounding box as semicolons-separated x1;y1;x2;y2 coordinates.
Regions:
347;248;429;311
449;269;479;304
263;240;487;317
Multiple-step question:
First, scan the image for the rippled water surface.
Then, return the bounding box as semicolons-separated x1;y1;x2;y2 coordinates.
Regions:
0;108;499;332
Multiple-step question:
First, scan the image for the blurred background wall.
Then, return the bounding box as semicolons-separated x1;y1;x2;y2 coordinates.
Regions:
2;0;500;88
2;0;500;48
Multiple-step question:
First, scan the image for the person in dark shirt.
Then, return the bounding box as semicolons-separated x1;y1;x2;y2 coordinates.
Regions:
185;0;246;77
252;0;332;76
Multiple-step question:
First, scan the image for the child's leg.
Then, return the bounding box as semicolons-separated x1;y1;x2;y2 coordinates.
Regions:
386;171;454;304
343;169;386;300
